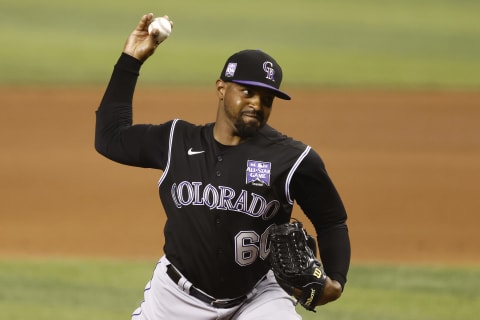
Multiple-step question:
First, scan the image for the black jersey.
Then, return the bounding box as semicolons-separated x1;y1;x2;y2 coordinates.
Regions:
159;119;311;297
95;53;351;299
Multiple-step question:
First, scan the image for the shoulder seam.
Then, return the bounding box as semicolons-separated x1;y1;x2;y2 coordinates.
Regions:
285;145;311;204
158;118;180;187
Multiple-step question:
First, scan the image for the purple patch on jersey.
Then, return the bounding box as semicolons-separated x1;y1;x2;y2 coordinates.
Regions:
246;160;271;186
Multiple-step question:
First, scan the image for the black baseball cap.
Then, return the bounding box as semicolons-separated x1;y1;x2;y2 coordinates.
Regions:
219;49;291;100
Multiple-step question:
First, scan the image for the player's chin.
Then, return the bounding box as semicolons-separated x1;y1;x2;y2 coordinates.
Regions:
235;121;263;138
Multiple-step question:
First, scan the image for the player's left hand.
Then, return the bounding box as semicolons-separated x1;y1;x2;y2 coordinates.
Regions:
123;13;171;62
269;221;328;311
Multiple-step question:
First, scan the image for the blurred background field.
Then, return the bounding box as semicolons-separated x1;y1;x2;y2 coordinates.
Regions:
1;0;479;319
1;259;478;320
0;0;479;87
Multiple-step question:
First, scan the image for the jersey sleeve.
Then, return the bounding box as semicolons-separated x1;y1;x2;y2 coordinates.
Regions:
95;53;171;169
290;149;351;289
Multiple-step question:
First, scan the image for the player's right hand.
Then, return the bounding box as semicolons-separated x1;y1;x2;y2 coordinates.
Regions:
123;13;171;62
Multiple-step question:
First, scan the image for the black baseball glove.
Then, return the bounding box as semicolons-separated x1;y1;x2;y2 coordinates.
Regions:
269;220;327;312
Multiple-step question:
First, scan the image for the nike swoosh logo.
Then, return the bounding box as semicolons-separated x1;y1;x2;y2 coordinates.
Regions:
188;148;205;156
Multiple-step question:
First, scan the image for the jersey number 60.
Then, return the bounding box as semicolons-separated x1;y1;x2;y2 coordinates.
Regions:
234;225;274;266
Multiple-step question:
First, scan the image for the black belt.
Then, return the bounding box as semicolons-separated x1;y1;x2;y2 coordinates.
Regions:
166;264;247;308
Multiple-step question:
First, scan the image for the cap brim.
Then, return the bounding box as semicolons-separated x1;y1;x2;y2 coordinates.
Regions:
232;80;291;100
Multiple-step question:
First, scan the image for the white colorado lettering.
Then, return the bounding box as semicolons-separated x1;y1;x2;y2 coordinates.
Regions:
170;181;280;219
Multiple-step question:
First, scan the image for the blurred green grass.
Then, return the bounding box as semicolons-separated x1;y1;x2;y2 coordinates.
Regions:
1;0;479;87
1;259;479;320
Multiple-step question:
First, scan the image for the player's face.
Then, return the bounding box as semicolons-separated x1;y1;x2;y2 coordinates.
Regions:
221;82;274;138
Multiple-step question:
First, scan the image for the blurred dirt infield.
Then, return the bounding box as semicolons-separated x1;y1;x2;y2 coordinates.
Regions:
1;86;479;265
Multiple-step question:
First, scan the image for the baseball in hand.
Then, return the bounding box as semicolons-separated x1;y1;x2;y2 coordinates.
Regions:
148;17;172;42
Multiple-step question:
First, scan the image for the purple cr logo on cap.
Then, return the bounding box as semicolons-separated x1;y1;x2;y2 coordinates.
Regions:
263;61;275;82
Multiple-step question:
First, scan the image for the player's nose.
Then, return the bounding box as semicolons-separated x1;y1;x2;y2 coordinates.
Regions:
248;93;263;110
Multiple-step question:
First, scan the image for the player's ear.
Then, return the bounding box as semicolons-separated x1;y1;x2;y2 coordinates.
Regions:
216;79;226;100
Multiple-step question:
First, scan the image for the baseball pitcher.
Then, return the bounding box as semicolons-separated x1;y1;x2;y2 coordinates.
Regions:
95;13;351;319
